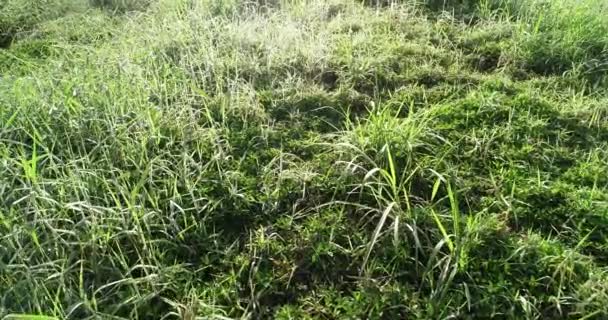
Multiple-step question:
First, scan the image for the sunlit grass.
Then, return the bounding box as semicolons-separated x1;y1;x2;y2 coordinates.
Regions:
1;0;608;318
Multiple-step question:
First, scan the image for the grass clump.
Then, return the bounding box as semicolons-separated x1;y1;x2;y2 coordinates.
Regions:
514;0;608;86
0;0;75;47
2;0;608;319
89;0;151;12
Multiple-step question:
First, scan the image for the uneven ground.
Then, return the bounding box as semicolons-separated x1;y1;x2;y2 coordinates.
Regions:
1;0;608;318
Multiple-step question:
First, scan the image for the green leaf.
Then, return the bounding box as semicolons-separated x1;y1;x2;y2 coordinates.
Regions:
361;202;396;275
430;208;454;253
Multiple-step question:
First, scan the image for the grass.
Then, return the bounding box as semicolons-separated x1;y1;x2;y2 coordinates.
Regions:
1;0;608;318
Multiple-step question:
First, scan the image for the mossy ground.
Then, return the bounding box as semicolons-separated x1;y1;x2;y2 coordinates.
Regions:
1;0;608;318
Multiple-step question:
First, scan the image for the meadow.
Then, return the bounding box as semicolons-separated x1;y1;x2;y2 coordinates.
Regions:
1;0;608;318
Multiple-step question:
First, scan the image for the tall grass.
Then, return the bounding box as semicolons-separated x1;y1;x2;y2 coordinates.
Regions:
2;0;608;318
0;0;77;47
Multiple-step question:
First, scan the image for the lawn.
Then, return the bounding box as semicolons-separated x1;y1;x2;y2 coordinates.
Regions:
1;0;608;318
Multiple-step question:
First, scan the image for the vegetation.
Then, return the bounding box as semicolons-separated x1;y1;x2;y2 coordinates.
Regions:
1;0;608;318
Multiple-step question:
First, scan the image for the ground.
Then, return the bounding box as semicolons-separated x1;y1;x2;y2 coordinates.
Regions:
1;0;608;319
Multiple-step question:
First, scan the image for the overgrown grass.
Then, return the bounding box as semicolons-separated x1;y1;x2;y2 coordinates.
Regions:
2;0;608;318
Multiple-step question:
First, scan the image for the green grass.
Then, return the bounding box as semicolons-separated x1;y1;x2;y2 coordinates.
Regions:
2;0;608;318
